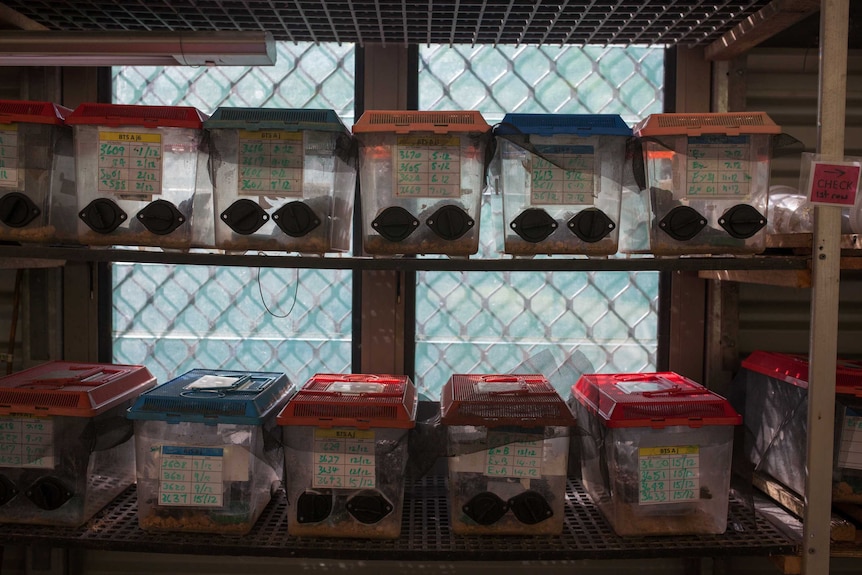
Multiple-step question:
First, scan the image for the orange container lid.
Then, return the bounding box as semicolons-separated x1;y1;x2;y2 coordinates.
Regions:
0;361;156;417
633;112;780;137
66;103;206;129
353;110;490;135
440;374;574;428
277;373;417;430
0;100;71;125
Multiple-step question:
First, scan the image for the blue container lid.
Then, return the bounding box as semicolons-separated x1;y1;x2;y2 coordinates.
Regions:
127;369;294;425
497;113;632;137
204;107;348;133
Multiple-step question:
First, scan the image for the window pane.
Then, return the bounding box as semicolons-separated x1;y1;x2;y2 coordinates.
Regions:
417;44;663;398
111;42;355;385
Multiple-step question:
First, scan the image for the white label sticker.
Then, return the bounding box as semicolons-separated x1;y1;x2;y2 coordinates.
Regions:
184;374;244;390
616;380;671;394
0;416;54;469
0;125;19;188
158;446;224;507
395;135;462;198
98;131;163;200
328;382;385;394
484;432;543;479
685;135;751;199
312;429;376;489
237;130;303;196
529;145;595;206
838;411;862;470
475;381;523;394
638;446;700;505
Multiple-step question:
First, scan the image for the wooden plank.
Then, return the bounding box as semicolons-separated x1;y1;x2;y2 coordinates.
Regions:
771;554;802;575
0;4;48;30
706;0;821;61
698;269;812;288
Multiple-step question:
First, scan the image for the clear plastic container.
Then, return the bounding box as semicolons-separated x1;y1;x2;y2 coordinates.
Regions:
440;374;574;535
127;369;294;534
0;361;155;526
277;374;417;538
494;114;631;256
0;100;77;244
66;103;206;249
204;108;355;253
570;372;741;536
353;111;491;256
735;351;862;502
623;112;780;255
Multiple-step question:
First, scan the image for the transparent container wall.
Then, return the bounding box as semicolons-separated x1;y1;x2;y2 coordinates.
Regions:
575;399;733;536
134;420;280;534
209;129;355;253
446;425;569;535
0;124;77;244
0;403;136;527
74;125;202;249
498;136;625;256
283;426;409;538
358;132;486;256
636;135;772;255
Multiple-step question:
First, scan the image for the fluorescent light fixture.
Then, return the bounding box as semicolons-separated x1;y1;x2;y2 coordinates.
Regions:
0;31;276;66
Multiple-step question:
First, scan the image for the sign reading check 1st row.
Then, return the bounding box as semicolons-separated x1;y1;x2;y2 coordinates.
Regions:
807;161;862;206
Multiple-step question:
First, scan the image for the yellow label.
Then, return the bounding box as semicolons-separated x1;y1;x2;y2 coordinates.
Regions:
397;135;459;147
639;445;699;457
99;131;161;144
314;429;374;440
239;130;301;140
0;124;17;132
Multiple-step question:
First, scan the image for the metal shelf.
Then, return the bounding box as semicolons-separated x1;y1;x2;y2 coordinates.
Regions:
0;476;798;560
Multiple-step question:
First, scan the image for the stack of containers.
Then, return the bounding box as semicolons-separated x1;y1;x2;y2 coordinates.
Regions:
570;372;741;536
66;103;207;249
494;113;632;256
623;112;781;255
440;374;574;535
127;369;294;534
203;108;356;253
0;361;155;526
353;110;491;256
736;351;862;502
277;374;417;538
0;100;76;244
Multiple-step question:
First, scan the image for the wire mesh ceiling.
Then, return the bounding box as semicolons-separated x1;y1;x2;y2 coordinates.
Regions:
2;0;772;46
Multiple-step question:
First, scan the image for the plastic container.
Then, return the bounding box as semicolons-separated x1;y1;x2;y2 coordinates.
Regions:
204;108;355;253
277;373;417;538
570;372;741;536
66;103;207;249
0;100;76;244
624;112;780;255
0;361;155;526
735;351;862;502
440;374;574;535
353;110;491;256
494;114;631;256
127;369;294;534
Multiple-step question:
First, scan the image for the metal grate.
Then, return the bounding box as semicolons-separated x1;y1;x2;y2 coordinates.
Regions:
0;475;798;558
2;0;773;47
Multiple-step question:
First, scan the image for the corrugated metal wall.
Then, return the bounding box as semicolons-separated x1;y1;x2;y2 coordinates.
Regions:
738;48;862;359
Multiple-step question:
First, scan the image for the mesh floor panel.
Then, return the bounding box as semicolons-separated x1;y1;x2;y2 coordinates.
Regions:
3;0;773;46
0;476;798;559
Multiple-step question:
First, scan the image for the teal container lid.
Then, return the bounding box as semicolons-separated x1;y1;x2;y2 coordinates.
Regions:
204;107;348;133
497;113;631;137
127;369;294;425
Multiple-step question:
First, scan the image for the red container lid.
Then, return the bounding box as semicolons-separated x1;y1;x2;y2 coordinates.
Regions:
633;112;780;137
277;373;417;430
0;361;156;417
66;103;206;129
440;374;574;427
741;350;862;397
571;372;741;429
353;110;490;135
0;100;71;126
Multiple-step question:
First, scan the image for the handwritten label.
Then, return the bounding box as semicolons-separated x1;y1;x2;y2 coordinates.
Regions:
395;135;461;198
237;130;303;196
312;429;376;489
484;432;543;479
158;446;224;507
0;416;54;468
529;145;595;205
98;131;163;200
685;135;751;199
638;446;700;505
0;124;19;188
838;411;862;470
